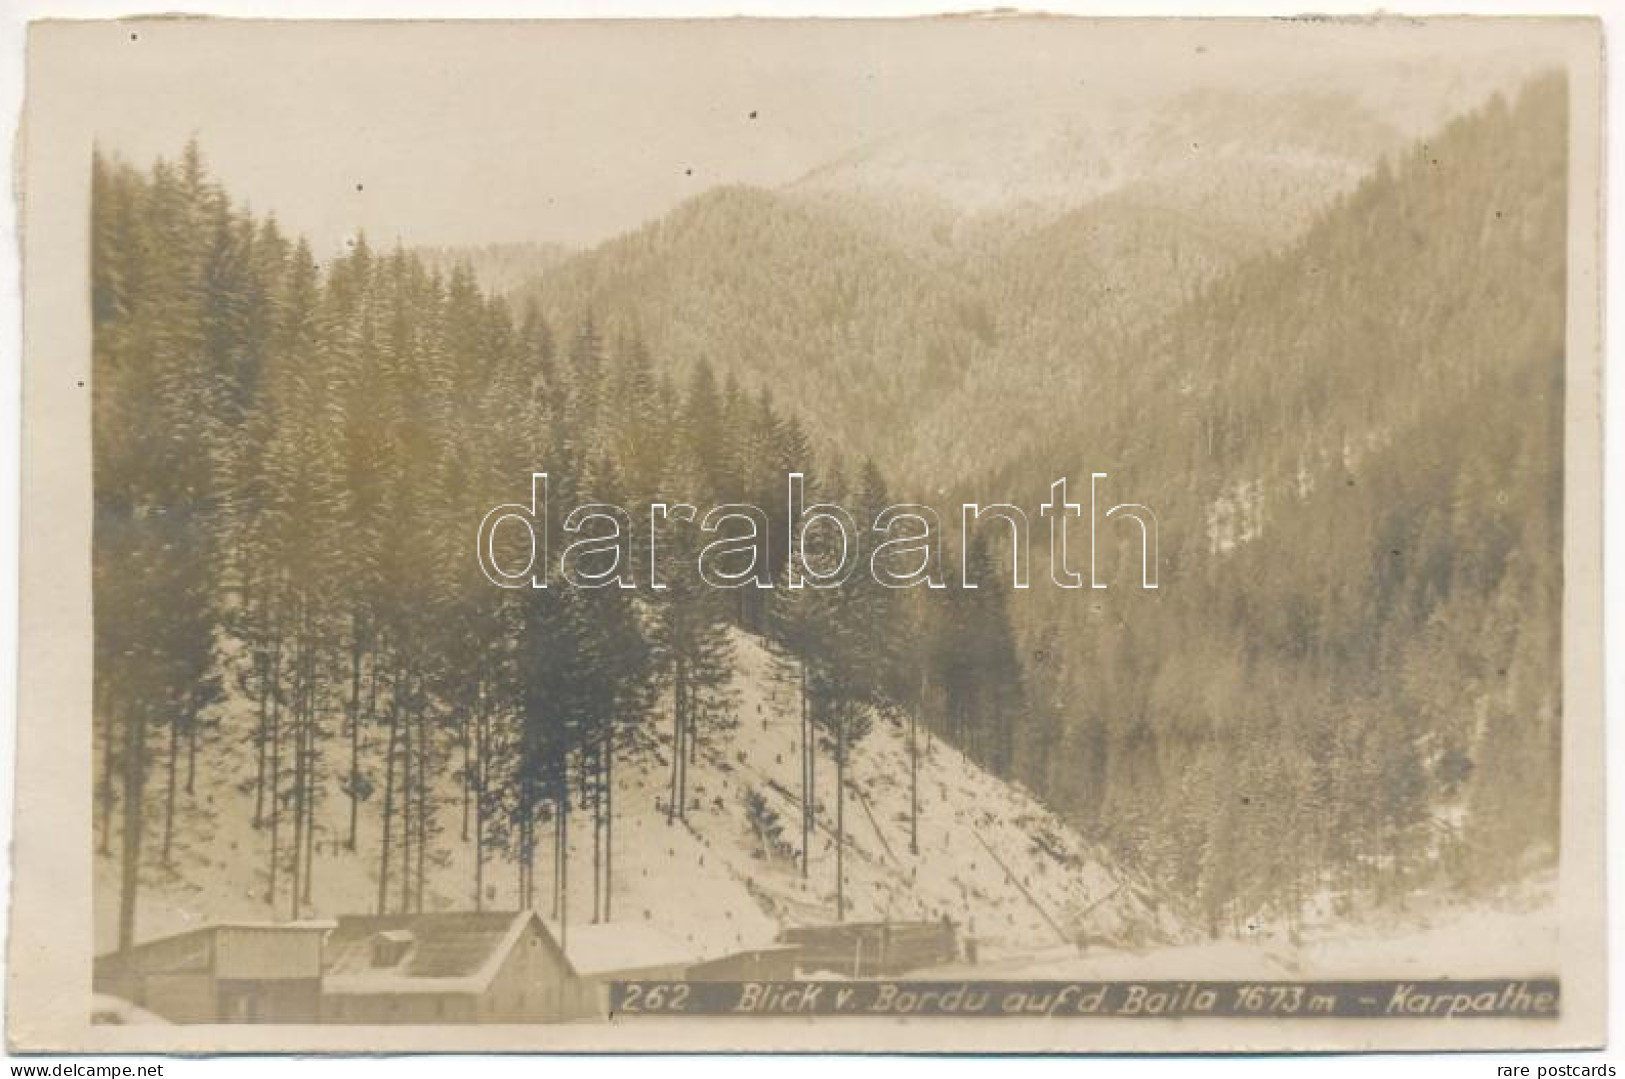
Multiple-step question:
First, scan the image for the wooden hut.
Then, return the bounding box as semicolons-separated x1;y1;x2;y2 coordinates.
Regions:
319;910;594;1023
93;921;333;1023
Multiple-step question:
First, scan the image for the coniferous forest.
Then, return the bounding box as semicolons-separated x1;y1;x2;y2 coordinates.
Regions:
92;72;1565;955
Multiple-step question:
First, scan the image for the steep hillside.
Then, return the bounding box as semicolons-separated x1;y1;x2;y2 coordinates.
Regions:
907;186;1260;488
96;630;1171;958
996;74;1569;930
984;75;1568;528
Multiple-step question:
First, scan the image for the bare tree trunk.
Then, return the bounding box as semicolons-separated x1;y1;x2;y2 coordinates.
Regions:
667;660;684;823
591;745;602;924
414;708;427;913
461;713;472;842
301;684;319;906
185;714;198;796
376;680;399;915
521;804;534;910
548;805;558;919
253;646;269;828
516;812;526;910
800;668;811;877
117;702;147;952
910;670;921;856
515;813;525;910
473;701;487;912
398;695;412;915
558;788;570;952
533;806;541;912
604;729;614;922
289;643;307;921
162;716;180;866
347;616;364;851
98;692;118;856
266;645;283;905
677;684;691;818
836;717;846;923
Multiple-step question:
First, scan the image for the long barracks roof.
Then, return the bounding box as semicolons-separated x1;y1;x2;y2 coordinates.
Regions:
548;917;781;977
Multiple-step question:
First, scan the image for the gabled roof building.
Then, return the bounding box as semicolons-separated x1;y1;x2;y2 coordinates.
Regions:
320;911;595;1023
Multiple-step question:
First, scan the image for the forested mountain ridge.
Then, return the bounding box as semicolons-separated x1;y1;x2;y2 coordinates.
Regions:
1006;74;1567;933
516;180;1267;491
512;88;1452;490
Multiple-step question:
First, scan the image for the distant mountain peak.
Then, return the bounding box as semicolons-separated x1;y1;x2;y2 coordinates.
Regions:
787;89;1402;222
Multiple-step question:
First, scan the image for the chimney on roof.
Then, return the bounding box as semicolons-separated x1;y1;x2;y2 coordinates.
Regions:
371;929;415;968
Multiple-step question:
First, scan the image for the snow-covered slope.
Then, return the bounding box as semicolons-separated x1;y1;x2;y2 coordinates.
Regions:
631;630;1174;948
794;89;1388;217
785;62;1549;261
96;629;1174;959
786;88;1405;259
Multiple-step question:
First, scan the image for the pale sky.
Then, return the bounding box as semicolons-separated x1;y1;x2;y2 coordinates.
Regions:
38;16;1576;253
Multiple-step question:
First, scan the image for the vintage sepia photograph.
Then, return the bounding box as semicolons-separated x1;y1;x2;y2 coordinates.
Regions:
5;11;1609;1057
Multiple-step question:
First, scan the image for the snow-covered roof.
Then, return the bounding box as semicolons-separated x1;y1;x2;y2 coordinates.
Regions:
322;911;539;997
549;918;780;977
